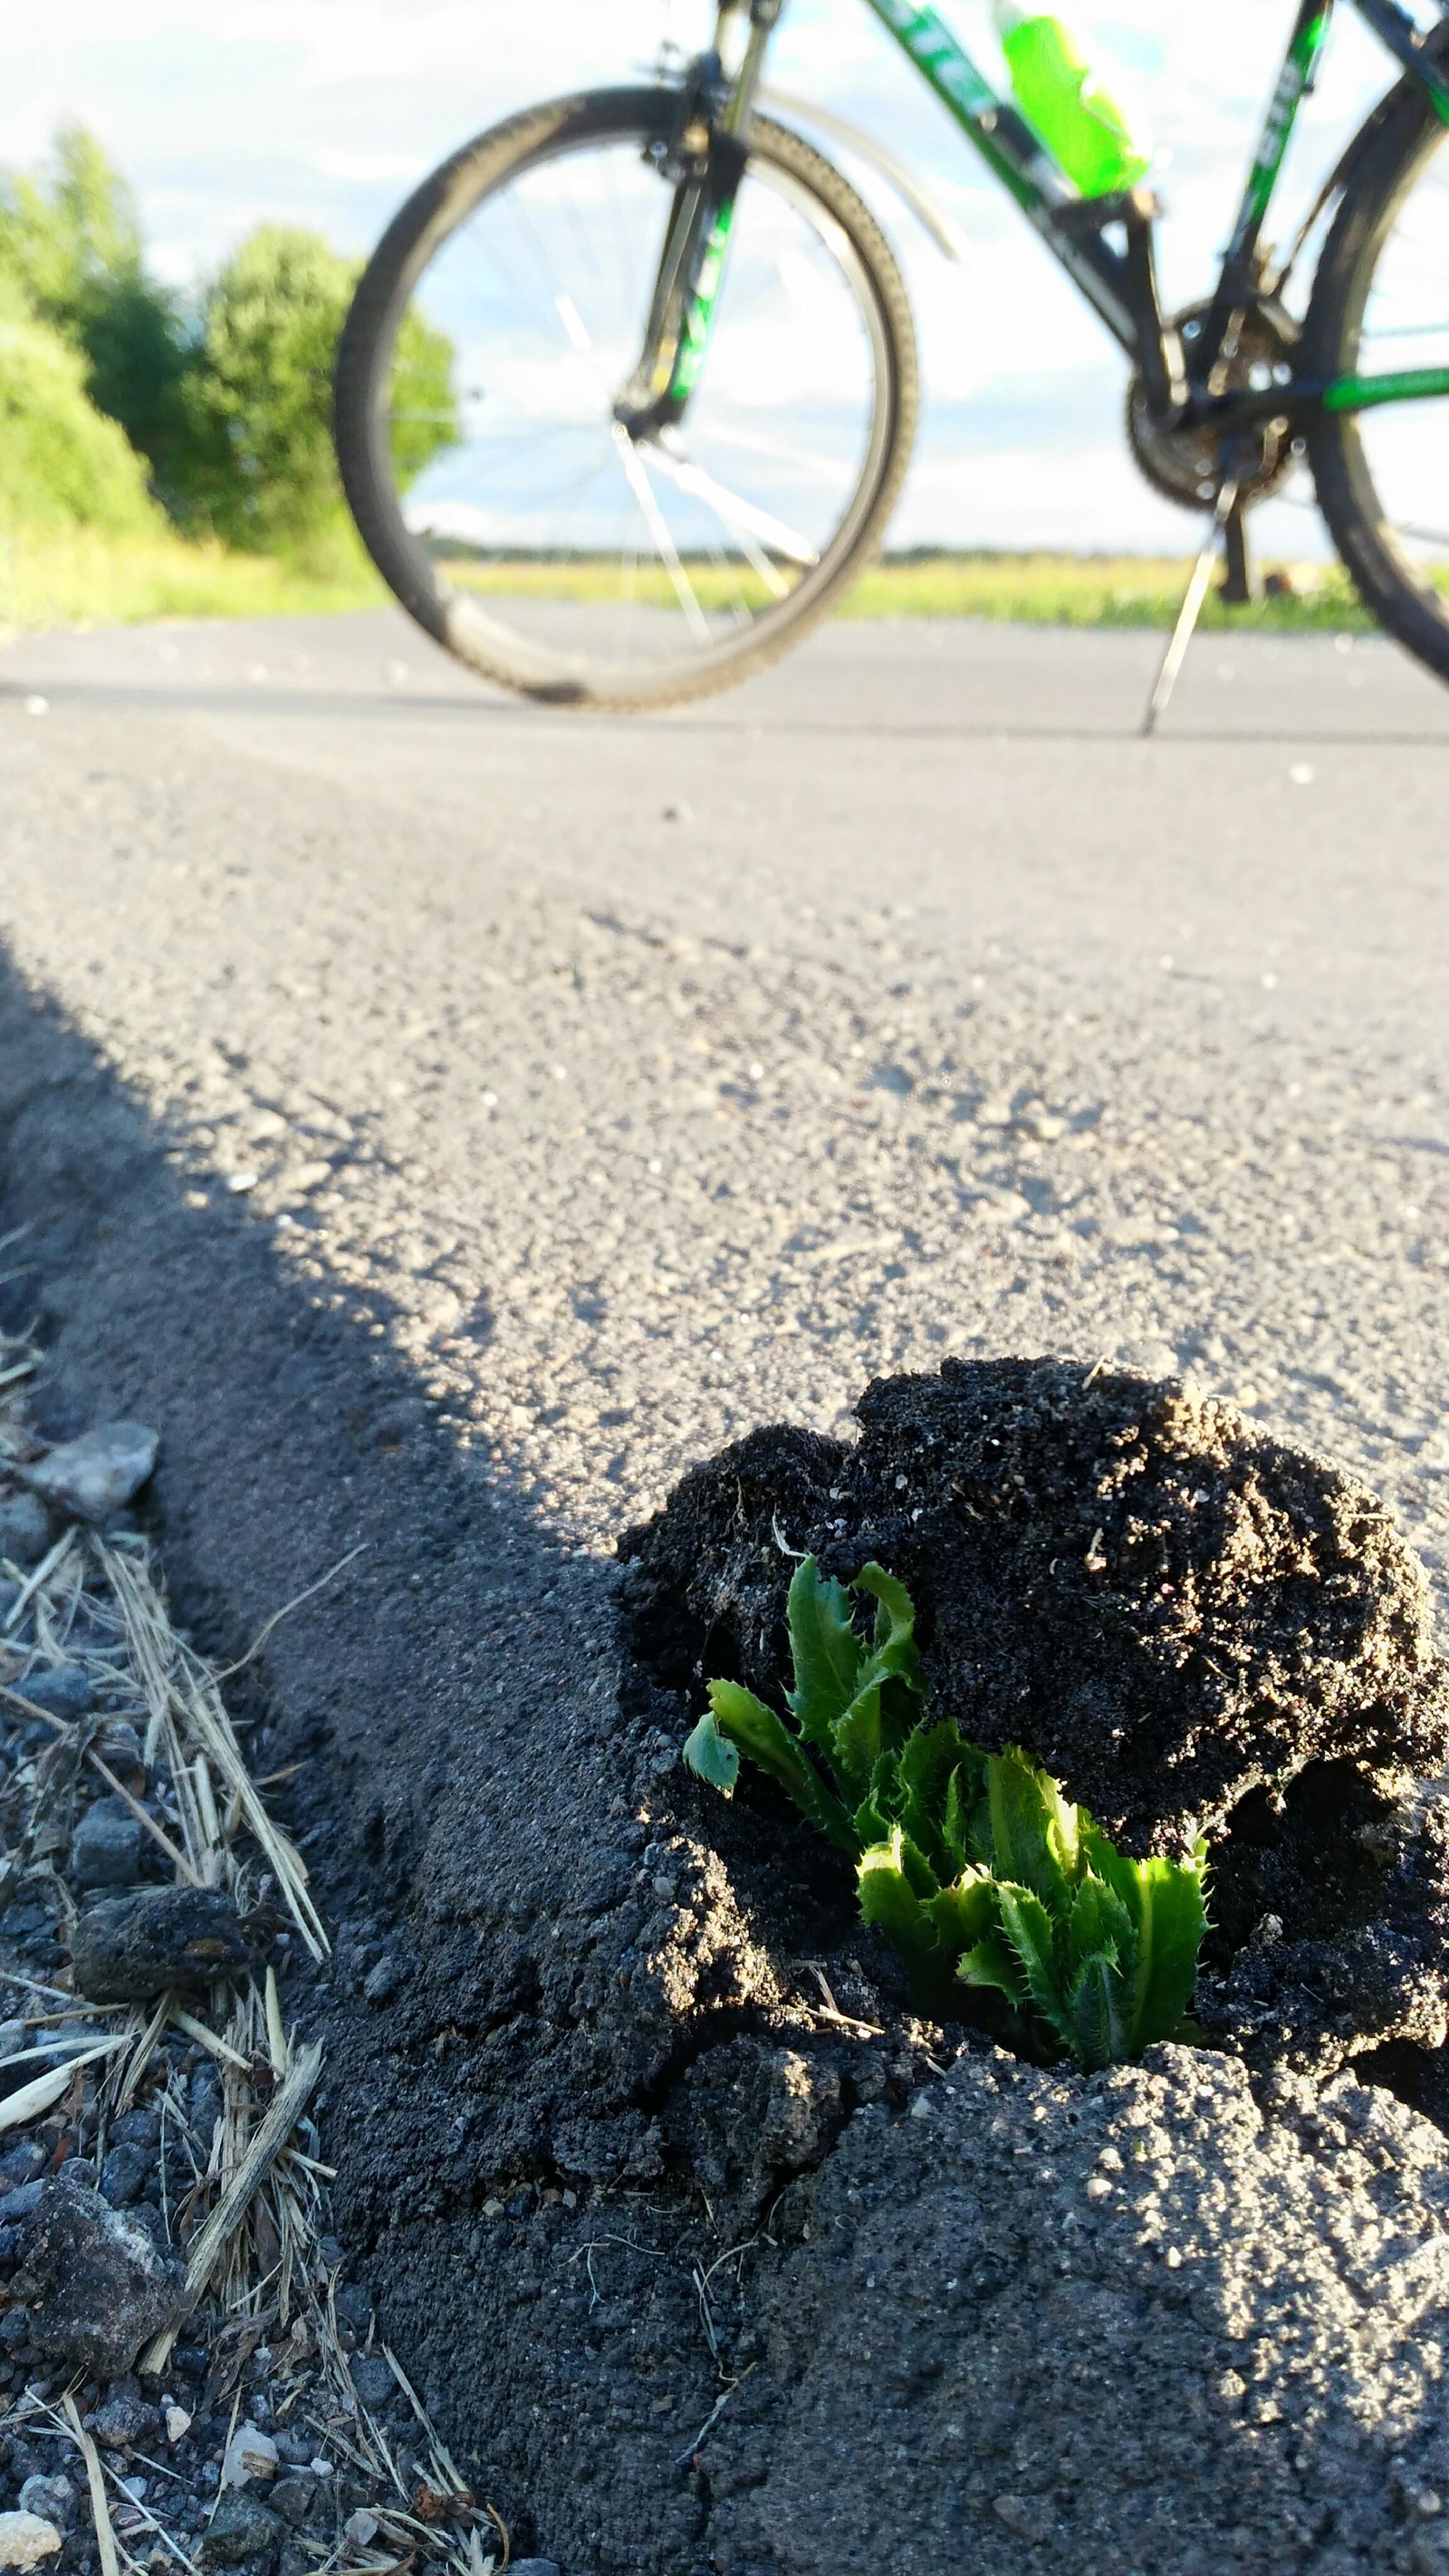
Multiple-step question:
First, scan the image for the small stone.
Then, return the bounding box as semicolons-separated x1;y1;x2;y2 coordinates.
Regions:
343;2514;378;2548
13;2172;187;2378
71;1799;145;1892
165;2406;192;2446
350;2355;393;2408
13;1669;92;1723
101;2144;155;2208
92;2385;159;2450
223;2427;279;2488
70;1888;255;2003
991;2496;1041;2540
95;1720;144;1773
506;2562;562;2575
111;2109;162;2149
0;2514;62;2567
198;2493;283;2568
0;1498;53;1571
14;2490;69;2541
0;2187;43;2226
268;2481;320;2533
362;1955;401;2004
23;1424;158;1524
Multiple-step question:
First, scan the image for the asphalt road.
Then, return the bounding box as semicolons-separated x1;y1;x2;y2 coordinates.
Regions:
1;602;1446;1601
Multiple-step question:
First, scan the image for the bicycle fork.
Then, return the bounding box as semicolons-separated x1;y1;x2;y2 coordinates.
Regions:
614;0;782;440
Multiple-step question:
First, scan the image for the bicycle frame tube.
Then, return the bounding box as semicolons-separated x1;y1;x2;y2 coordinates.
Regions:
858;0;1139;347
861;0;1449;424
638;0;1449;441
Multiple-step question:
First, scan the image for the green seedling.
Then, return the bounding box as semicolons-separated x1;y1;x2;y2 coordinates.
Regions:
684;1557;1207;2067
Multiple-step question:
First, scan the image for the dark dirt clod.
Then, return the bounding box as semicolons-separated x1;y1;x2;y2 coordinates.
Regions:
69;1886;257;2002
198;2493;283;2569
619;1354;1449;1849
12;2172;187;2378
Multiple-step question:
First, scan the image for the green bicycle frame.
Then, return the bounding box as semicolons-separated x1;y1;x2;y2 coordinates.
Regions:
855;0;1449;423
639;0;1449;438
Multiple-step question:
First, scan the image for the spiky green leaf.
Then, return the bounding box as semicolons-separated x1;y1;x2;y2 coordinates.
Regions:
706;1679;859;1855
924;1867;1001;1955
1067;1948;1130;2071
1064;1872;1133;1976
942;1764;971;1877
957;1928;1028;2007
853;1562;924;1694
996;1881;1078;2053
830;1680;885;1802
857;1831;943;1982
784;1557;863;1751
682;1711;740;1795
1120;1845;1209;2054
898;1725;974;1887
986;1751;1075;1918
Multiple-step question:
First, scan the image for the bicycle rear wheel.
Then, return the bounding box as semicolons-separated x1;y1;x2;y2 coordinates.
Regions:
335;90;917;711
1305;76;1449;686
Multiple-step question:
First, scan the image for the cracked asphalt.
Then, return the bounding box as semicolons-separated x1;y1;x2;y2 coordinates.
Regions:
0;602;1446;1602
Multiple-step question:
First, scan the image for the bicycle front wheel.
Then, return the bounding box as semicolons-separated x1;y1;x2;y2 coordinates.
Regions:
335;90;917;711
1305;76;1449;687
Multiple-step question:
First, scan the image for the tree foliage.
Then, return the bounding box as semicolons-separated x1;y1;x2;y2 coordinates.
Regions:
0;127;458;559
0;124;186;484
0;271;158;535
174;226;456;554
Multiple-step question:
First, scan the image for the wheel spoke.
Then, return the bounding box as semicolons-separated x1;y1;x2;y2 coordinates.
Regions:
648;440;817;579
343;111;899;706
611;426;713;643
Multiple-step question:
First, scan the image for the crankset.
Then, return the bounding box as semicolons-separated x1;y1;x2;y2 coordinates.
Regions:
1127;302;1300;511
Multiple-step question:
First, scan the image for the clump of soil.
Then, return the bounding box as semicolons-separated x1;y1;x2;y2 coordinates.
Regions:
620;1354;1449;2077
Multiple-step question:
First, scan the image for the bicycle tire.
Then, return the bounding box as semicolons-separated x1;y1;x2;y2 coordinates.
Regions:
1304;70;1449;688
334;90;918;712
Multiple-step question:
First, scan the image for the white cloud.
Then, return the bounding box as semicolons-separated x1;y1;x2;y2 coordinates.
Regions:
0;2;1410;544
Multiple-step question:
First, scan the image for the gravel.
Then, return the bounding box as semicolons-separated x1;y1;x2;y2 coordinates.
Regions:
12;2176;186;2380
20;1425;158;1525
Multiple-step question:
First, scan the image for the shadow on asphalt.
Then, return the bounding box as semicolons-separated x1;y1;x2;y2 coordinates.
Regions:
0;942;612;2534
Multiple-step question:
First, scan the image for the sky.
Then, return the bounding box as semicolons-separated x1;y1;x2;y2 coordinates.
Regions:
0;2;1414;550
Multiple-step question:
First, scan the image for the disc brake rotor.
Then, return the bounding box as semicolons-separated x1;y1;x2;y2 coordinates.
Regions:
1127;303;1299;510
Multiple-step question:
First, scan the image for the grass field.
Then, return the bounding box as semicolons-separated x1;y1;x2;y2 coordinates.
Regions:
442;546;1381;632
0;526;1408;637
0;524;382;634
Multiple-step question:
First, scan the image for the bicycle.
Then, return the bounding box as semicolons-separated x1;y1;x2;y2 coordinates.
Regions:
334;0;1449;717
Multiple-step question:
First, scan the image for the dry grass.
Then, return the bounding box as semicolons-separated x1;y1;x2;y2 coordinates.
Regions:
0;1327;512;2576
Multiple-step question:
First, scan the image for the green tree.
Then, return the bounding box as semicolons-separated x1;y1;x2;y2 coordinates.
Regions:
0;123;186;483
0;271;158;534
175;224;456;557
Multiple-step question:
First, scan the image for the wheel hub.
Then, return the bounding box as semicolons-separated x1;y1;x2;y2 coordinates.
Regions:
1127;303;1299;510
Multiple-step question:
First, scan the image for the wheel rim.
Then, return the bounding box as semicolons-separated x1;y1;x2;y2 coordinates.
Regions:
1340;121;1449;614
369;121;895;702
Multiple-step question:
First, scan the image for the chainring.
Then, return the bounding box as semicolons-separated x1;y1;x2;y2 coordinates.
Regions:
1127;302;1299;511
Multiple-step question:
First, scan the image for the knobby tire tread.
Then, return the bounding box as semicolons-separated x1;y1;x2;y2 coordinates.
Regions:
1304;72;1449;690
334;91;918;712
